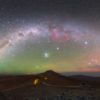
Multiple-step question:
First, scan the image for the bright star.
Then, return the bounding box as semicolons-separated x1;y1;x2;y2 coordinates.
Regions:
44;52;50;58
84;41;88;45
56;47;60;50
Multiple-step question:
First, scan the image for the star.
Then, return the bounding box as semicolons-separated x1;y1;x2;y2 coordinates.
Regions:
44;52;50;58
56;47;60;51
84;41;88;45
35;65;39;69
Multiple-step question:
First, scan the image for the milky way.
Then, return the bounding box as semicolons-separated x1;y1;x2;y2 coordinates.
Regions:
0;0;100;74
0;21;100;74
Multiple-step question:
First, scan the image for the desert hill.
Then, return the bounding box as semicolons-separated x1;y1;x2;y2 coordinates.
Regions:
0;70;100;91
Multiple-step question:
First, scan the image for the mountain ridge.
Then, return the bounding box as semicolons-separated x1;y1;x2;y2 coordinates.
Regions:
0;70;100;91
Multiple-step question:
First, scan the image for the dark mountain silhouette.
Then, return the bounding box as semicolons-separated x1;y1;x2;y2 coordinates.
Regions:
0;70;100;91
70;75;100;80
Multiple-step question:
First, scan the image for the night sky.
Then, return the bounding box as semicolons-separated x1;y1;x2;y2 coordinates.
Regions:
0;0;100;74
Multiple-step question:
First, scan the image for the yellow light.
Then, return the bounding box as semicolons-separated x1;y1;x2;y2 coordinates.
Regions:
44;77;48;80
33;79;39;86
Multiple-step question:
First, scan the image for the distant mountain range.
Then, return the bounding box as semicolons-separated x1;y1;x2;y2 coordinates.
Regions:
62;72;100;77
